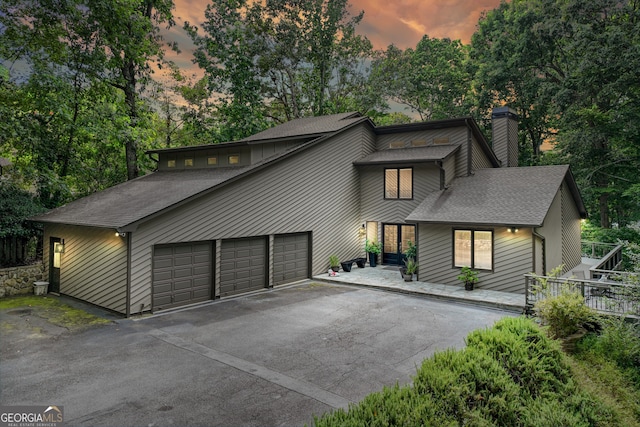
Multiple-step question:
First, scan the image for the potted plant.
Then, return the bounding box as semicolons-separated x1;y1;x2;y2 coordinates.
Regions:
329;255;340;272
365;240;381;267
400;241;417;277
457;266;479;291
403;259;418;281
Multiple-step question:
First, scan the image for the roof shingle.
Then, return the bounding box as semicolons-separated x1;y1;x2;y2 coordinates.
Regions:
353;145;459;165
406;165;584;227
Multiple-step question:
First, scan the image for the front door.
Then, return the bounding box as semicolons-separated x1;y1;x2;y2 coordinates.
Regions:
49;237;61;294
382;224;416;265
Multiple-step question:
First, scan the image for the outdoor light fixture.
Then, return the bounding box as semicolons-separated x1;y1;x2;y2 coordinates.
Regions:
53;239;65;254
359;224;366;236
507;227;519;233
115;231;126;237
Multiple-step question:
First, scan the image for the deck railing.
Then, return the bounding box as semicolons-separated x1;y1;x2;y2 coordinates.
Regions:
525;273;640;317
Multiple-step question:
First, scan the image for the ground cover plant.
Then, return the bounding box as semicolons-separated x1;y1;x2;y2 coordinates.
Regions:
313;316;632;427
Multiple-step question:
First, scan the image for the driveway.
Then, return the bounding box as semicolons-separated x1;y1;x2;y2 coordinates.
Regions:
0;282;514;426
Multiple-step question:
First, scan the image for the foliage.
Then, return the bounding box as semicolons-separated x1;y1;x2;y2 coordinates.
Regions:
471;0;640;227
457;266;479;285
404;258;418;275
185;0;376;129
403;240;416;260
370;36;473;121
329;254;339;268
364;239;381;254
0;181;44;238
582;221;640;271
314;317;618;427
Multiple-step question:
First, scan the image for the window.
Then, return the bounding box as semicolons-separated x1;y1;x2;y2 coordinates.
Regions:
454;229;493;270
184;158;194;167
167;160;176;168
384;168;412;199
207;156;217;165
228;155;240;165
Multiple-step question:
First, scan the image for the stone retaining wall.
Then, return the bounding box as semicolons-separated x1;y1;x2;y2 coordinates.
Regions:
0;263;46;297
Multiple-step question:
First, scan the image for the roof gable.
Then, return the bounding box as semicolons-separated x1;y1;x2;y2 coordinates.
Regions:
406;165;587;227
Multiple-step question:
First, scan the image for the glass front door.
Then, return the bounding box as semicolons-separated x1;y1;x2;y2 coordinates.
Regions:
382;224;416;265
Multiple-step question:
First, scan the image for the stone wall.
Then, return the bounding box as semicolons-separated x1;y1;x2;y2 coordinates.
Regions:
0;263;46;297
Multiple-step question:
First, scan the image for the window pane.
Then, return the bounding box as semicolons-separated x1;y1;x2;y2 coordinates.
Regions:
399;168;412;198
401;225;415;253
167;160;176;168
385;169;398;198
454;230;472;267
207;156;217;165
384;225;397;253
229;155;240;164
184;158;194;167
474;231;493;270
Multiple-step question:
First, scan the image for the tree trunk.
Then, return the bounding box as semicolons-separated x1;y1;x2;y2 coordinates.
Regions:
122;60;139;180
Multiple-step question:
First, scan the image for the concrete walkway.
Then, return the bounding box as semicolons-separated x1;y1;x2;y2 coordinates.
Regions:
313;265;526;313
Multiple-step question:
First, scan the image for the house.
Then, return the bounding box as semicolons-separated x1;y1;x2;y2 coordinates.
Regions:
32;108;587;315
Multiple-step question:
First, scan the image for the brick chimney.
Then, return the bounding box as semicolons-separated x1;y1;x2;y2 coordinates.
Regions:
491;107;518;167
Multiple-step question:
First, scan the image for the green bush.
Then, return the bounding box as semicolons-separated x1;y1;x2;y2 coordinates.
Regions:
313;317;615;427
534;285;595;339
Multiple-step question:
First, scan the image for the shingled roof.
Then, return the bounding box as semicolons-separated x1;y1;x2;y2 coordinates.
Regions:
406;165;587;227
32;114;367;229
353;145;459;166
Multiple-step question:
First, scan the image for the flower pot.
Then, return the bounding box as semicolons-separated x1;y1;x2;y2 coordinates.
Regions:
355;258;366;268
368;252;377;267
340;261;353;272
399;266;407;278
465;281;474;291
331;266;340;272
403;273;413;282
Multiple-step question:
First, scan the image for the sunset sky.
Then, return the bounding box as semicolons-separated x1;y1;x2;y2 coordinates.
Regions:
166;0;503;77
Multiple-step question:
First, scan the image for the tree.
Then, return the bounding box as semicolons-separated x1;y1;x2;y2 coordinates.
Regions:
185;0;374;133
470;0;640;227
370;36;473;121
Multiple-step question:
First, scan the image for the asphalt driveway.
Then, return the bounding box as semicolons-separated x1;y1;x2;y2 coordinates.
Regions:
0;282;515;426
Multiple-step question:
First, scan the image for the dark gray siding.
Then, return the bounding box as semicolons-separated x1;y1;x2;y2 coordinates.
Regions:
44;224;127;313
158;147;251;171
359;163;441;224
129;124;372;313
471;138;494;171
376;128;467;151
419;224;532;293
538;190;563;274
561;182;582;273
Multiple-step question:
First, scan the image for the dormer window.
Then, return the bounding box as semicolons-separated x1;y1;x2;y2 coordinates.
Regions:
229;155;240;165
184;158;194;167
384;168;412;199
167;160;176;168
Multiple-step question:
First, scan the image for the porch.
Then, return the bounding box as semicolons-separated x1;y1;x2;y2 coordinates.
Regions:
313;265;526;313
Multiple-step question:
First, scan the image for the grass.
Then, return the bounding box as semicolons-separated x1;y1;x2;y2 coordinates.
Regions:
0;295;112;331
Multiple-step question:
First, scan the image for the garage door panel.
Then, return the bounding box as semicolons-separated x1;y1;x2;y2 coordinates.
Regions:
152;243;212;310
220;237;266;296
273;233;309;286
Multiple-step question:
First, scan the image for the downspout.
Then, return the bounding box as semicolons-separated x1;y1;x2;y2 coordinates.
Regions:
532;229;546;275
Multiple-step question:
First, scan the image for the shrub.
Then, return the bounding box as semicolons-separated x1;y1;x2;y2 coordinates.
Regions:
535;285;596;339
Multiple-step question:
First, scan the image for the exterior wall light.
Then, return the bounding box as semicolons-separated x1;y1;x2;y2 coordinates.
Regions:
115;231;126;237
507;227;519;233
54;239;65;254
358;224;366;236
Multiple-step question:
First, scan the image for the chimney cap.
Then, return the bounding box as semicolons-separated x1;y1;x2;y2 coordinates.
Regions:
491;106;518;119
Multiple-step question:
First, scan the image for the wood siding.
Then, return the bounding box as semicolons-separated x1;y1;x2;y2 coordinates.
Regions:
44;224;128;313
128;125;375;314
419;224;532;293
538;190;563;274
376;128;467;151
359;163;441;224
561;182;582;273
471;138;494;171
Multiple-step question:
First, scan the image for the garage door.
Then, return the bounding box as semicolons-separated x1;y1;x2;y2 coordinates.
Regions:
274;233;309;285
152;242;212;310
220;237;266;297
